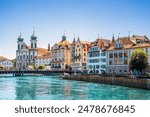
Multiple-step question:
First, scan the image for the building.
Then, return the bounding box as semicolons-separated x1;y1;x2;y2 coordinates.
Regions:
70;36;91;71
86;37;111;74
106;35;150;74
34;46;51;69
0;56;14;70
16;32;51;70
51;34;71;69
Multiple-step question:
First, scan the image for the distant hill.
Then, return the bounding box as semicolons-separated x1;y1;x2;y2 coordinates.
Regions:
0;56;8;60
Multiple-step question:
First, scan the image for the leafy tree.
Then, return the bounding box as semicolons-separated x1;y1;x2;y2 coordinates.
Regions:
0;65;4;70
129;49;148;75
38;65;45;70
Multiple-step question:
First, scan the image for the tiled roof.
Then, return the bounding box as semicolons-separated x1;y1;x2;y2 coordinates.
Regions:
131;43;150;49
107;37;133;51
106;35;150;51
35;51;51;59
37;48;49;56
91;38;111;50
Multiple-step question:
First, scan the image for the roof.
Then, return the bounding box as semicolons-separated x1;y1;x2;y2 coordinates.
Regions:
131;43;150;49
107;37;133;51
106;35;150;51
90;38;111;50
57;40;70;47
35;48;51;59
35;51;51;59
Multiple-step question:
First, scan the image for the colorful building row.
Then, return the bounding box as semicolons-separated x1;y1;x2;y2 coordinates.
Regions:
16;32;150;74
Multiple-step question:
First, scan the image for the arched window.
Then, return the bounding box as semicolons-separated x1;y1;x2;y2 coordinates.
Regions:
31;43;33;48
18;45;20;49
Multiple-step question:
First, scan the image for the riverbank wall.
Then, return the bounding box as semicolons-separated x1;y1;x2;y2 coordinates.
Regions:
62;75;150;90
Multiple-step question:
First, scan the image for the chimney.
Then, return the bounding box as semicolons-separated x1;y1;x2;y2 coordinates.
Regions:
48;43;50;51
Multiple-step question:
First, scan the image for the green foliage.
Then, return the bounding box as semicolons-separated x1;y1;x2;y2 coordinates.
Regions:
129;49;148;73
38;65;45;70
0;65;4;70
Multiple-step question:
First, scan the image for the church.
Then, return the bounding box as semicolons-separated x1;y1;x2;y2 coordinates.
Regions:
16;31;51;70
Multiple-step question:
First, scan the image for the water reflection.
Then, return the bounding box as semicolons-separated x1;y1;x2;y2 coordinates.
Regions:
0;76;150;100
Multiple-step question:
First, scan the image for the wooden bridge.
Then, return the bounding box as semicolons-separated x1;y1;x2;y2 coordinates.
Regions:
0;70;78;76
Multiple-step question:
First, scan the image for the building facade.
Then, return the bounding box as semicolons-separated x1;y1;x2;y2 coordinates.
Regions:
70;37;91;71
86;38;111;74
0;56;14;70
34;46;51;69
51;34;71;69
16;32;51;70
106;35;150;74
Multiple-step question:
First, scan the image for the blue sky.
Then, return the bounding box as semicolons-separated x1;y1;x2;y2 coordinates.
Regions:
0;0;150;59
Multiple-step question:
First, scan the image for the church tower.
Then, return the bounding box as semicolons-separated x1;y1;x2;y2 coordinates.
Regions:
17;33;24;50
30;30;37;49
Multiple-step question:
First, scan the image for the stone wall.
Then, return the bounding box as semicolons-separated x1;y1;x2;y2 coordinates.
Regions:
63;74;150;90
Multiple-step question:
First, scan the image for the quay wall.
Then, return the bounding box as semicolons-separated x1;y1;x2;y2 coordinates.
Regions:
63;75;150;90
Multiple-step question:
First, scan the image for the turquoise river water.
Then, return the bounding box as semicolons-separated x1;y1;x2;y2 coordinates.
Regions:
0;75;150;100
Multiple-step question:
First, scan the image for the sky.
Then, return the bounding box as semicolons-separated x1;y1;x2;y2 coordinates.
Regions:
0;0;150;59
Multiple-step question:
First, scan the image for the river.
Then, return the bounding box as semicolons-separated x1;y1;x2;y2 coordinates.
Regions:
0;75;150;100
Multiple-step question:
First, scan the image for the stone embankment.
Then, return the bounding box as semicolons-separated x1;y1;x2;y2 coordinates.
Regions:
62;74;150;90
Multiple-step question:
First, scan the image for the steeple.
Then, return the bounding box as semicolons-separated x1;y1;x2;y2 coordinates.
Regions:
112;33;115;42
128;31;131;39
31;27;37;40
30;27;37;49
62;33;66;41
17;32;24;42
97;34;100;39
77;35;80;42
73;34;76;43
48;43;50;51
118;33;120;42
73;38;76;43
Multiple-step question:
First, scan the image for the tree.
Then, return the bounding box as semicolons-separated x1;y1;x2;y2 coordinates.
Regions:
129;49;148;75
38;65;45;70
0;65;4;70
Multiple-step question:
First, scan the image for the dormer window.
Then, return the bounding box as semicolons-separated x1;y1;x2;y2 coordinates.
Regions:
115;41;122;49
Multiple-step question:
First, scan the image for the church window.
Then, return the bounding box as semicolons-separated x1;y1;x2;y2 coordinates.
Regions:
18;45;20;49
31;43;33;48
23;55;25;59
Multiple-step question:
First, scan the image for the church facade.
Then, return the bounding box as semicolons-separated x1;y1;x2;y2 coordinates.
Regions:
16;32;51;70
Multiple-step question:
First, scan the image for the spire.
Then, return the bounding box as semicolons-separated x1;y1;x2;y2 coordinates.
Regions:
77;35;80;42
73;34;76;43
17;29;24;42
117;33;120;42
128;31;131;39
112;33;115;42
31;27;37;40
33;26;35;36
62;32;66;41
118;33;120;39
97;34;100;39
48;43;50;51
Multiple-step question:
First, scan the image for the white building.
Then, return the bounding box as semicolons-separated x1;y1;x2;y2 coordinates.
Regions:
106;35;150;74
34;46;51;69
86;38;111;74
0;56;14;70
16;32;51;70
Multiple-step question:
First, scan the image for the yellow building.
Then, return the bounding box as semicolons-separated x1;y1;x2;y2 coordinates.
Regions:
51;34;71;69
70;36;91;71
